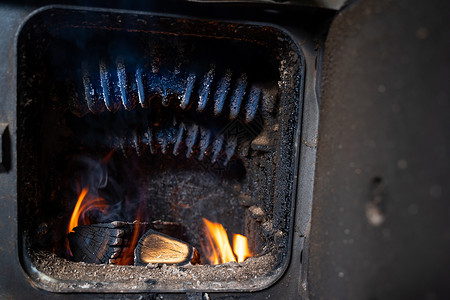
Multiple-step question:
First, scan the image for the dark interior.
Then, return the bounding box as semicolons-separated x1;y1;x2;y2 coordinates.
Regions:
16;7;303;292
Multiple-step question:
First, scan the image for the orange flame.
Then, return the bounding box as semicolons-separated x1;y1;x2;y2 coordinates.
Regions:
117;219;142;265
116;195;147;265
67;187;108;234
233;234;252;263
116;221;141;265
201;218;252;264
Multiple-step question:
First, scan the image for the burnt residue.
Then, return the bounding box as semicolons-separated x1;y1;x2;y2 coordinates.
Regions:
74;59;274;123
66;101;255;166
55;21;280;165
17;7;303;292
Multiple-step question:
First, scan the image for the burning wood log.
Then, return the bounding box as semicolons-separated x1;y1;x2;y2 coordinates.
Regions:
67;221;186;264
134;229;200;266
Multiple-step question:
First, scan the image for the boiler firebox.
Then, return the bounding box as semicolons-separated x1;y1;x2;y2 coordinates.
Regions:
1;0;447;299
17;6;306;293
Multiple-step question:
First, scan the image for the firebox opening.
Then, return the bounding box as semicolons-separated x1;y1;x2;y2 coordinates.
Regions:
18;7;303;292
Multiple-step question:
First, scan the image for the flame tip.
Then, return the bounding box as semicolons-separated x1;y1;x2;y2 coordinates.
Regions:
201;218;252;265
67;186;108;236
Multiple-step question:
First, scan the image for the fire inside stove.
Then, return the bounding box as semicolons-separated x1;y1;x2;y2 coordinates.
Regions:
17;7;303;292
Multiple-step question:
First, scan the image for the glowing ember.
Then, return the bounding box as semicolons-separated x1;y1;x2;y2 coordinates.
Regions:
67;187;108;234
202;218;252;264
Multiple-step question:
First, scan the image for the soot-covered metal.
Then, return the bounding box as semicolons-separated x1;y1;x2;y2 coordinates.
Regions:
17;7;303;292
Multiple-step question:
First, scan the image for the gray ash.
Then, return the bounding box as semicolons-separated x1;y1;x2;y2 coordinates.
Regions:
30;250;279;292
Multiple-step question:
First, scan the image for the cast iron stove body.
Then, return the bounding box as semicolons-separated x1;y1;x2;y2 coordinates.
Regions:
0;1;328;298
2;0;450;299
18;6;303;292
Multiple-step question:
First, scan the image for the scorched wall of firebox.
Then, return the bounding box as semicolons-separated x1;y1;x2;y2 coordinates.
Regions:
16;6;304;293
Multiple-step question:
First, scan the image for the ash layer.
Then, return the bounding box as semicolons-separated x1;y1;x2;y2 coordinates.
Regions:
31;250;278;292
